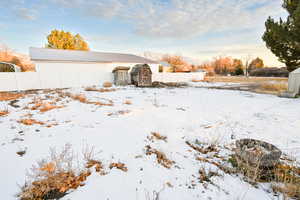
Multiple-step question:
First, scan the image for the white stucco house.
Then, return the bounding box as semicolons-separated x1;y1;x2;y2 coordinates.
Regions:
288;67;300;94
30;47;159;76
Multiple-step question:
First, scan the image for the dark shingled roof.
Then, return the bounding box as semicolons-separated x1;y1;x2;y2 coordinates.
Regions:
30;47;158;64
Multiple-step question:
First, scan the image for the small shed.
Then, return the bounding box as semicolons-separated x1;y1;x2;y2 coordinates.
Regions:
130;64;152;87
288;67;300;94
0;62;21;72
112;66;130;86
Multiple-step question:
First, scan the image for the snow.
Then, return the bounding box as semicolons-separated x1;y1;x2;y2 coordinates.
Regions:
0;85;299;200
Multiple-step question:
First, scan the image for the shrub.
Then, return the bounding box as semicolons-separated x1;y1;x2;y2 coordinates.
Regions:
259;82;288;92
18;144;91;200
103;82;113;88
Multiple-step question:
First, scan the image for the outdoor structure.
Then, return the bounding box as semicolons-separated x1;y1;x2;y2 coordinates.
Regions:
0;48;205;92
0;62;21;72
112;66;130;86
131;64;152;87
288;67;300;94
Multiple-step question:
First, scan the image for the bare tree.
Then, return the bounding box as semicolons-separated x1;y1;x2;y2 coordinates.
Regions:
243;54;253;77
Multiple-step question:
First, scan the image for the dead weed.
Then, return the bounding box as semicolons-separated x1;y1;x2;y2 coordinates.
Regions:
149;132;167;142
109;162;128;172
103;82;113;88
85;87;116;93
0;110;9;117
107;110;130;116
18;144;91;200
145;145;174;169
18;119;45;126
0;92;24;101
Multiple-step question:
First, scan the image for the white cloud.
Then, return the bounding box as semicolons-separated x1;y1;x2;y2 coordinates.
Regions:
16;7;37;20
51;0;285;38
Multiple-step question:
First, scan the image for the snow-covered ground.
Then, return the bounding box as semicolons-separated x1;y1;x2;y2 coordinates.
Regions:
0;85;299;200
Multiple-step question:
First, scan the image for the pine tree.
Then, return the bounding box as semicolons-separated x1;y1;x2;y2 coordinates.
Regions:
262;0;300;71
46;30;89;51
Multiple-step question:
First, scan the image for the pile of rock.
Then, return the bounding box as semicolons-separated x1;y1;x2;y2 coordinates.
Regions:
235;139;282;180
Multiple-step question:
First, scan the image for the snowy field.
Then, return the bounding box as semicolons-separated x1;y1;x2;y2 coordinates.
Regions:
0;85;299;200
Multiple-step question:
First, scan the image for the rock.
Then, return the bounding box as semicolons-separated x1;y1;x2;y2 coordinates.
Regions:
235;139;282;168
17;150;26;157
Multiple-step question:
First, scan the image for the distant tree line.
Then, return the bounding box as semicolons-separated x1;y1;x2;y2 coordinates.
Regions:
198;56;265;76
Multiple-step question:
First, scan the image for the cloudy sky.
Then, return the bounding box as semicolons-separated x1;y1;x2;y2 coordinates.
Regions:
0;0;286;66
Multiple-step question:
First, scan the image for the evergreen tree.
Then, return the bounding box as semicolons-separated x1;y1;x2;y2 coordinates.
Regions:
262;0;300;71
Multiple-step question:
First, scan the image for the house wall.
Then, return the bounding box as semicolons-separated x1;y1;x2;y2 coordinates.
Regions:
35;61;160;74
288;73;300;94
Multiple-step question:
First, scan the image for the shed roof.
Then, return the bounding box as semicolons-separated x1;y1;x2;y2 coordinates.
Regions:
131;64;152;75
30;47;158;64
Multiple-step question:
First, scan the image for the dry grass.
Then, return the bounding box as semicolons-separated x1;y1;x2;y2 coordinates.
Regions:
258;82;288;92
109;162;128;172
192;79;203;83
150;132;167;142
18;144;91;200
85;87;116;93
145;145;174;169
39;103;65;113
271;163;300;199
103;82;113;88
29;101;65;113
86;160;106;175
107;110;130;116
123;100;132;105
186;141;219;154
18;119;45;126
0;110;9;117
0;92;23;101
73;94;88;103
228;153;300;198
65;93;114;106
198;167;220;184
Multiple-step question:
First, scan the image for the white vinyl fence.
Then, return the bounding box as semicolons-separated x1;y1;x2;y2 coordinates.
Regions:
0;71;205;92
0;72;113;92
153;72;205;83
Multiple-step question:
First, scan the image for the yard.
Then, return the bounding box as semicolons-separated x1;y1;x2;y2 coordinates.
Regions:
0;84;299;200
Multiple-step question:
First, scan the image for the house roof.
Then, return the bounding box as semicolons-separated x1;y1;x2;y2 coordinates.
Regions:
29;47;158;64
